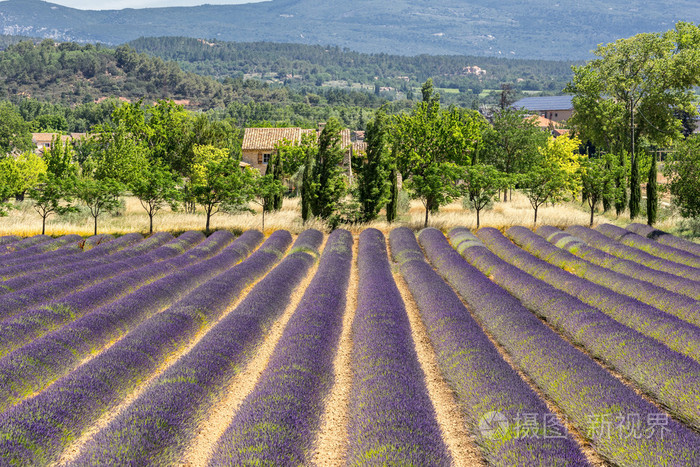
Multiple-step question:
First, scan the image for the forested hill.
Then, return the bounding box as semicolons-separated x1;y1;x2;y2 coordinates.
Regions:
127;37;577;95
0;0;697;60
0;39;290;109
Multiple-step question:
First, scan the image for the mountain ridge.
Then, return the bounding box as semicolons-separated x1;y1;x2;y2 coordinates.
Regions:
0;0;697;59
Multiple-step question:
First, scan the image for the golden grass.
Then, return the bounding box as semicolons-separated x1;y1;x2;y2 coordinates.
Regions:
0;192;687;237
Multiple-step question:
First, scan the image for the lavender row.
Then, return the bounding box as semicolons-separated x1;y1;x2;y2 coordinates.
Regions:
597;223;700;269
453;227;700;429
82;233;114;249
542;226;700;301
0;230;223;359
209;229;353;466
78;229;323;465
0;230;287;466
489;227;700;358
344;229;450;465
392;228;588;466
0;232;175;319
0;230;259;414
0;234;51;254
566;225;699;282
420;228;700;466
0;232;167;296
627;222;700;257
504;226;700;328
0;234;83;265
0;234;115;278
0;235;20;246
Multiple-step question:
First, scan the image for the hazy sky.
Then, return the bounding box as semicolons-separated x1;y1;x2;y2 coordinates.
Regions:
41;0;268;9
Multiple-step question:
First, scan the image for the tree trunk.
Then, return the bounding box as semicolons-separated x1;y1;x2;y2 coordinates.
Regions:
424;203;429;228
42;215;46;235
630;156;640;219
205;209;211;234
476;208;481;229
533;205;539;225
94;215;98;236
629;106;640;219
647;151;657;226
386;168;398;223
590;205;595;227
149;213;154;234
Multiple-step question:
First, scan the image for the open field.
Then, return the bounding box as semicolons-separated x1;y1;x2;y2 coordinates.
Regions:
0;221;698;465
0;191;687;238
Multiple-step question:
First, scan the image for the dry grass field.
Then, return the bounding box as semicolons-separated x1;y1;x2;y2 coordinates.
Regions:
0;191;687;237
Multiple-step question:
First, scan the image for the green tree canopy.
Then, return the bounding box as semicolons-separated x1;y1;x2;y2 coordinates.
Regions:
521;135;582;224
391;81;486;227
566;22;700;219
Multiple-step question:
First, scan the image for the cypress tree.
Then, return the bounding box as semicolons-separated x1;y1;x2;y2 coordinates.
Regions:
386;167;398;223
647;151;657;225
356;110;391;222
311;118;346;220
301;146;315;222
615;151;627;216
629;154;641;219
272;151;284;211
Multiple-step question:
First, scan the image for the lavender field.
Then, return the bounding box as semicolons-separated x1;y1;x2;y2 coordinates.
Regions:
0;224;698;466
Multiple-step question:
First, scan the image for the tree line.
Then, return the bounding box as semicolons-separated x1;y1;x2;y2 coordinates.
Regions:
2;22;700;235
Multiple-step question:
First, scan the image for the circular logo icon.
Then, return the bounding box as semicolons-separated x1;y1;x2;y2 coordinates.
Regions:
478;411;509;439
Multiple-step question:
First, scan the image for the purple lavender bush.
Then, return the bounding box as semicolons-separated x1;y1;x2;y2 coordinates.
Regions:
77;229;322;465
0;234;51;254
565;225;699;281
0;231;215;358
0;230;260;414
392;227;588;466
0;232;171;306
478;227;700;360
504;226;700;328
209;229;353;466
420;228;700;466
597;223;700;269
0;235;20;246
0;234;83;267
0;230;288;466
452;227;700;430
541;226;700;300
345;228;450;465
627;222;700;257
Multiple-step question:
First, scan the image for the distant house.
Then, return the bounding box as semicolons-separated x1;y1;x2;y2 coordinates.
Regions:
513;95;574;123
31;133;87;153
529;115;570;138
241;126;366;179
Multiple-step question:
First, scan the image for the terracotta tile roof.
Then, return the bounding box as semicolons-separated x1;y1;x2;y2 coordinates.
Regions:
242;128;302;150
32;133;58;144
243;127;360;152
529;115;557;129
32;133;88;145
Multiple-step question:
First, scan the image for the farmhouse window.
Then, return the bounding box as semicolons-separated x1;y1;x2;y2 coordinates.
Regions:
262;153;272;164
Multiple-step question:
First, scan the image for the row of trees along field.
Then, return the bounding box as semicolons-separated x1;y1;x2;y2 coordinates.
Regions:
0;78;596;234
1;22;700;235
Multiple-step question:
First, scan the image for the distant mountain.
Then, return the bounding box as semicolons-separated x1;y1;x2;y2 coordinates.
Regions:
0;0;696;60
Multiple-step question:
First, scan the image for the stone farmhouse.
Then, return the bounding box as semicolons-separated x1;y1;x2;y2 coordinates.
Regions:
241;126;366;180
31;133;87;153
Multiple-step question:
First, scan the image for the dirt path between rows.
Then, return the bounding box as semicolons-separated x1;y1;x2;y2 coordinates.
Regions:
440;269;608;467
309;239;358;466
178;237;327;466
53;270;267;467
389;248;486;467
